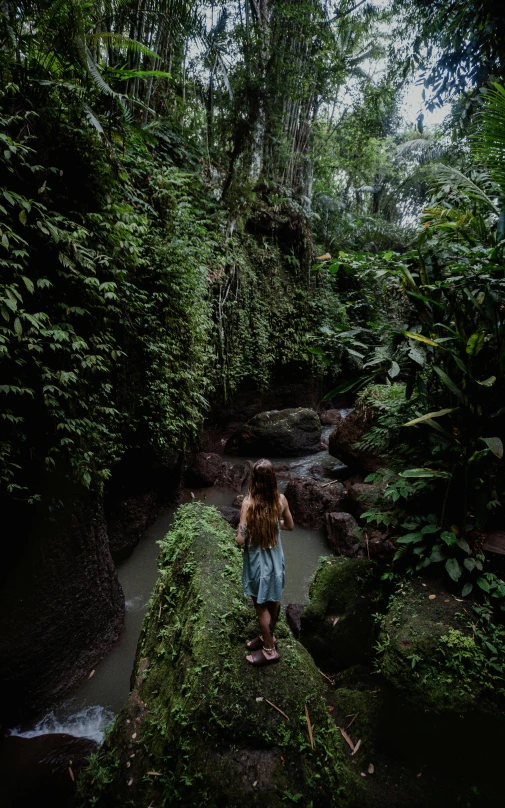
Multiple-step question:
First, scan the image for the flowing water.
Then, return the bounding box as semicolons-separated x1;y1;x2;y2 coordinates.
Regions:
7;415;349;744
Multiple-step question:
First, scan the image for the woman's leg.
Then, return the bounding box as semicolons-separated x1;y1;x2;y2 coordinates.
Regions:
246;598;279;662
267;600;281;635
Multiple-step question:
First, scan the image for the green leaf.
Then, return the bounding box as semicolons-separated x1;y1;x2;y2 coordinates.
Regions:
466;332;485;357
306;347;325;355
403;331;439;347
399;467;451;478
440;531;457;546
13;317;22;335
456;538;471;554
431;545;446;562
481;437;503;459
477;577;491;593
396;532;423;545
464;558;477;572
433;366;464;401
19;209;27;225
446;557;462;582
461;582;473;597
402;408;457;427
21;276;34;294
477;376;496;387
388;361;400;379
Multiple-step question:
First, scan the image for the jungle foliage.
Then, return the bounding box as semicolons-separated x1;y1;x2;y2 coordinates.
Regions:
1;0;389;505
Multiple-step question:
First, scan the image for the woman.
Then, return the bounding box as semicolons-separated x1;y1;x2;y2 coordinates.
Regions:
236;458;294;666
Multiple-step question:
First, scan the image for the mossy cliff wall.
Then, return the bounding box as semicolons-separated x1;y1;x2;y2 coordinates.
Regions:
78;503;365;808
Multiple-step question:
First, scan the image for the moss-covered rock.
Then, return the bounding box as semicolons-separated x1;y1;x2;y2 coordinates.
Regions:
300;558;384;673
378;580;505;716
78;503;365;808
225;408;322;457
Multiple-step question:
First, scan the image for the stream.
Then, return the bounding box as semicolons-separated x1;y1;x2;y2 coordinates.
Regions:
7;417;350;746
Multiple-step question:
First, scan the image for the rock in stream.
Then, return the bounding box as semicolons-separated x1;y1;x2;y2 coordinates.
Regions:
78;502;366;807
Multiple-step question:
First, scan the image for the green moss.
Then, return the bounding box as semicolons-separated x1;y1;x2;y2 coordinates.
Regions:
79;503;365;807
377;580;505;715
300;558;384;673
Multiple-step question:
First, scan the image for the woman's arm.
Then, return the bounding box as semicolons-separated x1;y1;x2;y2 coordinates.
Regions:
280;494;294;531
236;499;249;546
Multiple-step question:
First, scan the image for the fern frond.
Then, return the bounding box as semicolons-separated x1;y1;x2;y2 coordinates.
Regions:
429;164;499;215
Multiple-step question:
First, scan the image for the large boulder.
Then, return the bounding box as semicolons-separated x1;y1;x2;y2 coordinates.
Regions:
188;452;223;487
328;409;383;473
215;460;251;492
78;503;364;808
300;557;383;673
225;408;322;457
325;512;365;557
284;477;345;529
373;579;505;802
0;733;96;808
0;486;124;727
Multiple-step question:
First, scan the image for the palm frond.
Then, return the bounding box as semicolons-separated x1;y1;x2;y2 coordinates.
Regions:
472;83;505;197
86;33;160;61
429;164;500;215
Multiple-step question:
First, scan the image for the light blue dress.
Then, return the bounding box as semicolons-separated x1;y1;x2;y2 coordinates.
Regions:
242;523;285;604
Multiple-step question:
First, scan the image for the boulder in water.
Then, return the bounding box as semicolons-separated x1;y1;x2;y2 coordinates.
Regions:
225;408;322;457
284;476;345;529
328;409;384;473
320;409;342;425
215;460;251;492
188;452;223;487
285;603;304;637
300;557;383;672
78;503;363;808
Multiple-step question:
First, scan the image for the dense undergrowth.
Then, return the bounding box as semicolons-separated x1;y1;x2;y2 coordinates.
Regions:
0;88;342;506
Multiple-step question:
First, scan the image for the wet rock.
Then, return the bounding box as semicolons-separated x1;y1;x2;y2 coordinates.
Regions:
325;512;365;557
284;477;345;529
105;449;183;560
215;460;251;492
300;557;383;673
320;409;342;425
78;503;362;808
328;408;384;473
483;530;505;555
0;486;124;726
285;603;304;637
188;452;223;487
347;483;381;520
218;506;241;528
225;408;322;457
232;494;245;508
274;463;300;481
0;733;97;808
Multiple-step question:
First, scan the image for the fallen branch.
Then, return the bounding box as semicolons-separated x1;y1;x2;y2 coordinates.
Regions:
264;698;289;720
304;704;314;749
346;712;359;730
339;728;355;751
320;479;340;488
318;669;335;684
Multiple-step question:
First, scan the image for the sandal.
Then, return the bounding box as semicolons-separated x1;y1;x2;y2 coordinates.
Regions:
246;635;278;651
246;648;280;667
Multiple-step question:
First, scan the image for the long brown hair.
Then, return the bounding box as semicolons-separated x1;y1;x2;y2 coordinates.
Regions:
245;459;283;549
